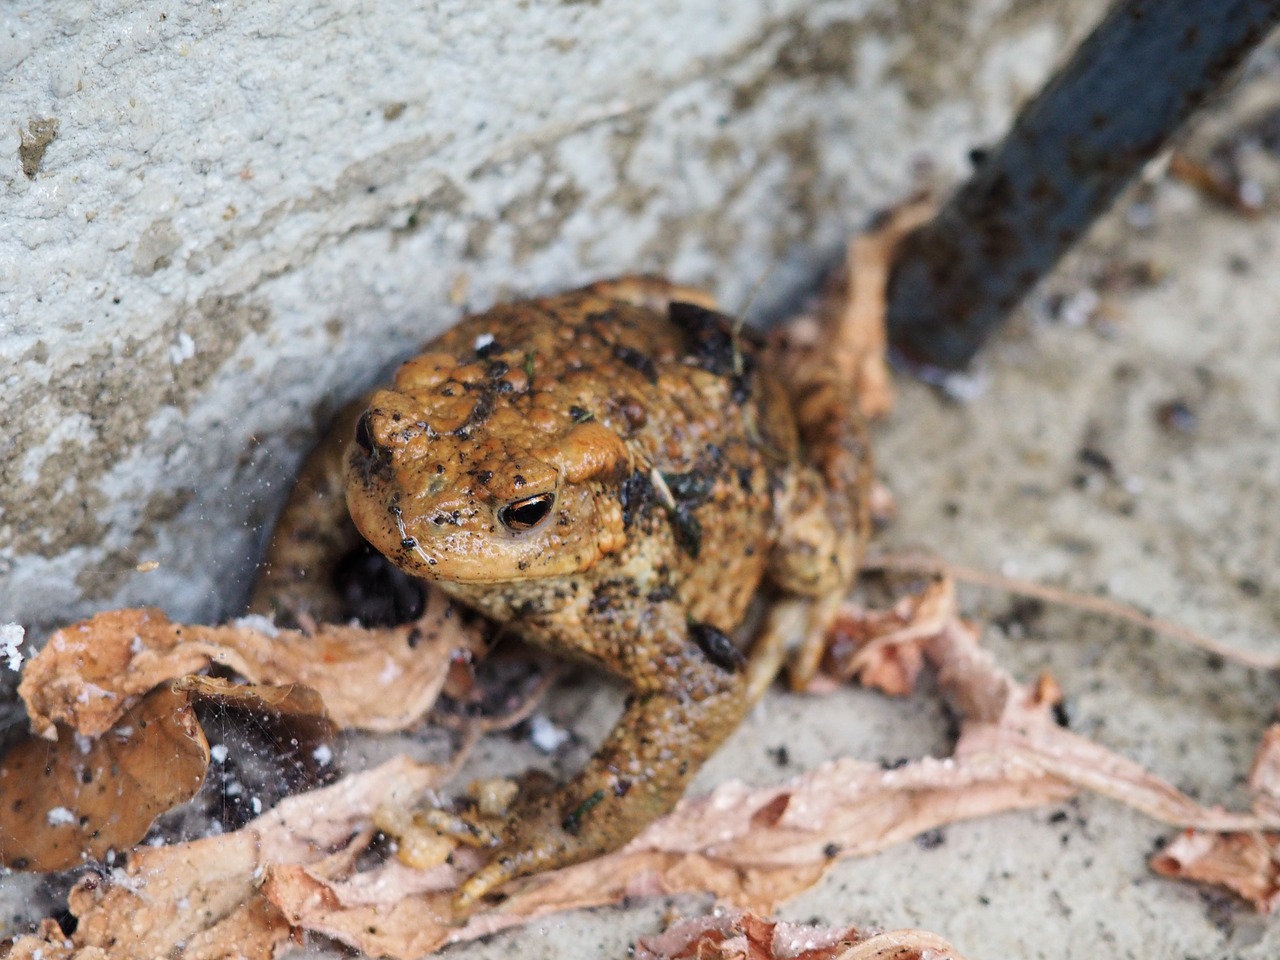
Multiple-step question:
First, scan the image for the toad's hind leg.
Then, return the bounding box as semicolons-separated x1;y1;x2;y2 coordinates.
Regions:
248;399;365;624
756;331;874;691
752;496;864;693
753;204;931;689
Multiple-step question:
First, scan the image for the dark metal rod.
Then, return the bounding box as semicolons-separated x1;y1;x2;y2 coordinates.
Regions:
885;0;1280;370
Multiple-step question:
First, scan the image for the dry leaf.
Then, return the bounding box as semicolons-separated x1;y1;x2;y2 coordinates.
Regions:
0;687;208;871
774;197;933;422
19;596;476;740
876;552;1280;672
634;911;968;960
174;674;337;753
261;744;1059;958
1151;830;1280;911
823;572;953;694
1249;724;1280;820
826;197;935;419
175;675;330;719
3;756;445;960
1143;726;1280;910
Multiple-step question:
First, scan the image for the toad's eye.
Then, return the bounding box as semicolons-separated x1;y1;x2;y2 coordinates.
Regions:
498;493;554;531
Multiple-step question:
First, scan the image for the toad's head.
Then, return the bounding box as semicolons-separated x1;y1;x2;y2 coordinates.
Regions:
345;348;632;585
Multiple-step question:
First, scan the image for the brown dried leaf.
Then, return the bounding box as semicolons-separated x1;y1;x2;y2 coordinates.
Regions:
1151;830;1280;912
71;885;296;960
636;912;863;960
1167;150;1262;217
20;596;474;740
634;911;968;960
878;552;1280;673
821;197;935;419
174;675;329;719
4;756;445;960
824;573;953;695
1250;725;1280;820
1144;726;1280;909
830;930;973;960
927;619;1278;833
262;866;460;960
174;675;337;752
262;743;1058;957
0;686;208;871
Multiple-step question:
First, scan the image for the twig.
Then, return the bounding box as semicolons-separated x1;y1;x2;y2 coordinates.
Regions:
866;551;1280;671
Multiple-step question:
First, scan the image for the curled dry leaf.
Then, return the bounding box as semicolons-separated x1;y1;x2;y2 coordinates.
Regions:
1151;830;1280;912
174;674;330;720
875;551;1280;673
928;615;1280;833
1145;725;1280;911
634;910;968;960
1;656;344;876
823;572;953;695
0;686;208;872
3;756;446;960
173;674;337;754
781;197;934;421
261;746;1056;958
19;594;477;741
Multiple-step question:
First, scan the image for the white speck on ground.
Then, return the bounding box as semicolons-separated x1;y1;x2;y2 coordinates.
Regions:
0;624;24;672
529;713;571;754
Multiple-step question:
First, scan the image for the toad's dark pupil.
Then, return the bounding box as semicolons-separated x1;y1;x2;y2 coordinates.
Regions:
499;493;554;530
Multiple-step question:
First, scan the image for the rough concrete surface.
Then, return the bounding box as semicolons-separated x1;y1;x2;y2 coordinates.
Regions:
5;1;1280;959
1;0;1105;635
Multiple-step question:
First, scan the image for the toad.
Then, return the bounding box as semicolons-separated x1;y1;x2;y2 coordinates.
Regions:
254;275;871;905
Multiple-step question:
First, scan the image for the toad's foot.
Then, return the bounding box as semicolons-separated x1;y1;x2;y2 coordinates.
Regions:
745;592;846;700
450;792;612;908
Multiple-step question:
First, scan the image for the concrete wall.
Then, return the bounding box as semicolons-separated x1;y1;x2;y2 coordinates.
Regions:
1;0;1109;637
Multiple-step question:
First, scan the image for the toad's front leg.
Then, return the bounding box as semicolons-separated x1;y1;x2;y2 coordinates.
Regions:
454;633;748;907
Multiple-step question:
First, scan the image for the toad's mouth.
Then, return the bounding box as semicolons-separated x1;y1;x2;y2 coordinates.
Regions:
355;499;556;586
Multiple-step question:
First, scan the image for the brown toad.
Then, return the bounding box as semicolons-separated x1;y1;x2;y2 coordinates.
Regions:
257;275;870;905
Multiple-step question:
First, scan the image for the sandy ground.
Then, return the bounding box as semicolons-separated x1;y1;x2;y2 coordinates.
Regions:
6;58;1280;960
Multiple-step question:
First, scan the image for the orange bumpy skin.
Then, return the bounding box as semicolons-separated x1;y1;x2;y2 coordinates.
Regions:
342;277;869;904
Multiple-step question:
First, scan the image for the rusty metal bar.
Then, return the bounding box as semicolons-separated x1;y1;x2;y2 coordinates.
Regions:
885;0;1280;371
